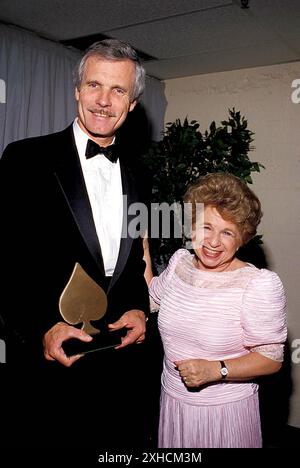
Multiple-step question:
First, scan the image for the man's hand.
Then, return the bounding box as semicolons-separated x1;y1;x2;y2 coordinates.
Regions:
174;358;220;387
43;322;92;367
108;310;146;349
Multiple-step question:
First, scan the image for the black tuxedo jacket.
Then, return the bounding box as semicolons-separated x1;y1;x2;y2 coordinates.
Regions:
0;124;150;362
0;125;161;447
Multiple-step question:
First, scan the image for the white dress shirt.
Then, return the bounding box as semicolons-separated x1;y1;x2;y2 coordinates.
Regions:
73;119;123;276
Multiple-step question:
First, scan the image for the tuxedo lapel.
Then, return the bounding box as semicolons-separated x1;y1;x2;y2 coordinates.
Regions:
52;126;141;290
53;126;105;276
109;159;138;291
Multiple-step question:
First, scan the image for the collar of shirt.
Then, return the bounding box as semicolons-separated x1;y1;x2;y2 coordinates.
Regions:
73;118;116;166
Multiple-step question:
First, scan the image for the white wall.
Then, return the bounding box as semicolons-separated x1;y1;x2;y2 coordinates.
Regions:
165;62;300;428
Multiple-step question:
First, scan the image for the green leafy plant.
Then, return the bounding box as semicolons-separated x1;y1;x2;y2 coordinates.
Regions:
142;108;264;267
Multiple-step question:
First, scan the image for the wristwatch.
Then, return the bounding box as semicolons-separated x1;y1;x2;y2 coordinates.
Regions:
220;360;228;379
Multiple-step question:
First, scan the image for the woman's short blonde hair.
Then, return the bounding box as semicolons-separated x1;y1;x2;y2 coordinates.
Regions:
184;172;262;244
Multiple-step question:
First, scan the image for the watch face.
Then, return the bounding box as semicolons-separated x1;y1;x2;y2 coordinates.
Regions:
221;367;228;376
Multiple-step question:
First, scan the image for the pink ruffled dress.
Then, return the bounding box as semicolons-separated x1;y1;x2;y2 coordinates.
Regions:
149;249;287;448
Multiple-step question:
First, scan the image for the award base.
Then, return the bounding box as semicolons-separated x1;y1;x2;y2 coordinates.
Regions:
62;329;124;357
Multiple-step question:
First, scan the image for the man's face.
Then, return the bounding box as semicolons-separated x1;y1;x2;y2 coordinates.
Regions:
75;56;137;144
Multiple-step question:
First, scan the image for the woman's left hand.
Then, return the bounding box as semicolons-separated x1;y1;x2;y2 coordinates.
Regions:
174;359;220;387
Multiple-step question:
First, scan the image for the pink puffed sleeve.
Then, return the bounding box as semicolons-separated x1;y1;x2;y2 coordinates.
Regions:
241;269;287;352
149;249;186;307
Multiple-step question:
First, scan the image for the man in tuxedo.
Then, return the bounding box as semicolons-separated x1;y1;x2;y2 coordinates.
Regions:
0;39;156;447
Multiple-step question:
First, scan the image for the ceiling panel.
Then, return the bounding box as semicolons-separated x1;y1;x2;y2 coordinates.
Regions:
283;34;300;56
0;0;299;80
144;41;299;80
105;5;276;58
0;0;231;40
248;0;300;36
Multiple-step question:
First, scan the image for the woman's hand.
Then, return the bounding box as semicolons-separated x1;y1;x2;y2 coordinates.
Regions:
174;358;220;387
175;351;283;387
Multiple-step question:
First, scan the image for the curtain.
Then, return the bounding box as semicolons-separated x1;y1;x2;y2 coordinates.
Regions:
142;75;167;142
0;23;79;154
0;23;166;155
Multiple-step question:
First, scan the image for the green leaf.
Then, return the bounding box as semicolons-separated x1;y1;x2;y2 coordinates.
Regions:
142;110;264;267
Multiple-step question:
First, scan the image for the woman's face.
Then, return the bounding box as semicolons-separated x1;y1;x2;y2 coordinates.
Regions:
193;205;242;272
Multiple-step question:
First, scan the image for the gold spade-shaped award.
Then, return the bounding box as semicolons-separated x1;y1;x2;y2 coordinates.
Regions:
59;263;107;335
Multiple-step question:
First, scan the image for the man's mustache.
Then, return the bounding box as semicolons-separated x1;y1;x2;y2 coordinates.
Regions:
89;108;117;118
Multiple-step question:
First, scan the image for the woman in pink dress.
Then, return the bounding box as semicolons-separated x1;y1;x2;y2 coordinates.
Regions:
148;173;287;448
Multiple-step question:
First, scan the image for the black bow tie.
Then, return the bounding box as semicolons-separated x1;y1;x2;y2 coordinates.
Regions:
85;139;118;163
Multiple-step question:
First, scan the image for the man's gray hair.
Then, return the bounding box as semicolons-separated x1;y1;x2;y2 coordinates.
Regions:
74;39;146;102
